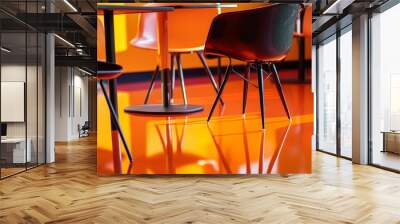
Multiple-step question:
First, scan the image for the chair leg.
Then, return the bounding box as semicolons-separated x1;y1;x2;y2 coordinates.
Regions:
144;65;160;104
271;64;291;120
256;64;265;129
207;62;232;122
100;80;133;162
196;51;224;106
170;53;176;99
217;57;222;87
176;54;188;105
242;63;251;114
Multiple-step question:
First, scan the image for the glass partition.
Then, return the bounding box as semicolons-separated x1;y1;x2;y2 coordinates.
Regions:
370;3;400;171
0;0;46;179
339;27;352;158
0;6;28;177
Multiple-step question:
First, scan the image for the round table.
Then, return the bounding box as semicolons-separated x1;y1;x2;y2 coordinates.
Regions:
98;5;175;172
98;4;237;115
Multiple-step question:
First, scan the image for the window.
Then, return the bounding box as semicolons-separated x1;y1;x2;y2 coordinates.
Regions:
316;25;353;158
317;36;337;154
0;0;46;179
339;27;352;158
370;2;400;171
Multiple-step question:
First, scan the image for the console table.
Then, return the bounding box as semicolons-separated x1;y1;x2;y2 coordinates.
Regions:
382;131;400;154
1;138;32;164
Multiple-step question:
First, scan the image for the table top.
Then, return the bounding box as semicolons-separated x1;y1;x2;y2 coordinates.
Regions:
97;5;175;15
97;4;237;15
1;138;29;143
168;4;237;9
381;131;400;134
97;61;123;75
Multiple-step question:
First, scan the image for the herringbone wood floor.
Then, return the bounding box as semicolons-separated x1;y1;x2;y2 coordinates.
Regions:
1;135;400;224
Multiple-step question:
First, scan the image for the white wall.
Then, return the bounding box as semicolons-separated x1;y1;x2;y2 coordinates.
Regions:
55;66;70;141
54;66;89;141
1;65;33;138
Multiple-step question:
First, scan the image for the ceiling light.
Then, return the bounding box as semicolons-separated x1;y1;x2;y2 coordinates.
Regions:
54;34;75;48
323;0;355;15
63;0;78;12
1;47;11;53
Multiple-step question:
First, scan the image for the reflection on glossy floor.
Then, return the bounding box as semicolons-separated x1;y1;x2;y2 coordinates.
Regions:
0;167;25;178
97;70;313;175
373;151;400;171
2;135;400;223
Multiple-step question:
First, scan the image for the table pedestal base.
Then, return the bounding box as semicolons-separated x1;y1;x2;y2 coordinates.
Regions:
124;104;203;115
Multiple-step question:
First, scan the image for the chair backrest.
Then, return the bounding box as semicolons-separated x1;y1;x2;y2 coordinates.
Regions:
131;4;219;50
205;4;300;62
82;121;90;129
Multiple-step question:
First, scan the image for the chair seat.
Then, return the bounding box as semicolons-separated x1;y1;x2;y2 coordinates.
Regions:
204;47;287;63
169;46;204;53
97;61;123;80
130;6;217;55
131;40;204;54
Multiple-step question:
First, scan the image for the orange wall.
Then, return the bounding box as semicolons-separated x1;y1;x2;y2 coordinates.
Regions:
97;3;312;73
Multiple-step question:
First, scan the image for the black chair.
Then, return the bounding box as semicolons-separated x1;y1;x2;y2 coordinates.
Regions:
78;121;90;138
204;4;299;129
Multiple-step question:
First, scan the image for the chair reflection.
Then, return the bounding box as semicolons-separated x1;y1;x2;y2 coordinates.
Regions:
129;116;292;174
207;117;292;174
266;123;291;174
206;124;232;174
153;117;216;174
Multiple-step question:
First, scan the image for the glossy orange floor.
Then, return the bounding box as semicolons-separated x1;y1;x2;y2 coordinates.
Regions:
97;70;313;175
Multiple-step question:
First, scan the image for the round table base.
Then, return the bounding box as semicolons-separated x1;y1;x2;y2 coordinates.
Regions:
124;104;204;115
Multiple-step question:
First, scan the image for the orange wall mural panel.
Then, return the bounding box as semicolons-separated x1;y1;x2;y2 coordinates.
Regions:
97;3;313;175
97;3;312;74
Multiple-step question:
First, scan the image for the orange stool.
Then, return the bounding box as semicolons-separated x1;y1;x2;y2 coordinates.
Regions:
131;6;223;105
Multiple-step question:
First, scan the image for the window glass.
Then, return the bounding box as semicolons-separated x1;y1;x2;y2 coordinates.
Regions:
339;28;352;158
371;3;400;171
317;36;337;154
0;2;28;177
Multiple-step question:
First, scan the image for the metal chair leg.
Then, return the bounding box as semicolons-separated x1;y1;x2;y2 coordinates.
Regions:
196;51;224;105
100;80;133;162
170;54;176;99
242;64;251;114
144;65;160;104
217;57;222;87
256;64;265;129
207;61;232;122
176;54;188;105
271;64;291;120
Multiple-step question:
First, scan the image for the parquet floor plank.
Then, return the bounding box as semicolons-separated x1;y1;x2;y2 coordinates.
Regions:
1;136;400;223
